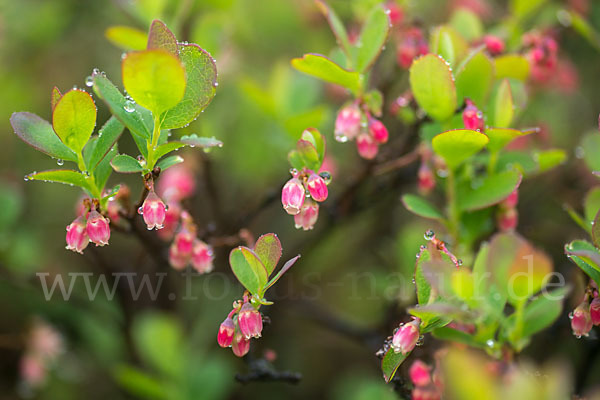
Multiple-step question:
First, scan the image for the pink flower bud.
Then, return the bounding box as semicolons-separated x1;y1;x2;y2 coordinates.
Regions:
169;244;190;270
412;384;441;400
66;216;89;254
307;173;328;202
20;354;46;387
409;360;432;387
157;164;196;202
417;163;436;195
238;302;263;339
571;300;593;337
497;208;518;232
294;200;319;231
191;240;214;274
173;229;195;257
86;210;110;246
139;190;166;230
462;100;484;131
335;104;362;142
232;333;250;357
281;178;306;215
503;189;519;208
157;202;181;241
356;133;379;160
217;317;235;348
385;1;403;26
590;297;600;326
392;319;420;354
484;35;505;55
369;118;389;144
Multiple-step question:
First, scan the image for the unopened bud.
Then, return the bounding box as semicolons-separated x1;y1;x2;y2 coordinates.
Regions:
232;333;251;357
409;360;432;387
335;104;362;142
356;133;379;160
66;216;90;254
238;302;263;339
307;173;328;202
281;178;306;215
217;317;235;348
571;299;593;337
294;199;319;231
369;118;389;144
140;190;166;230
86;210;110;246
392;319;420;354
191;240;214;274
590;297;600;326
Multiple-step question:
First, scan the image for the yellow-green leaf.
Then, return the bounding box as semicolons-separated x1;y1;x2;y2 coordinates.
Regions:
432;129;489;169
122;49;186;116
52;89;97;153
410;54;457;121
291;53;361;94
105;25;148;51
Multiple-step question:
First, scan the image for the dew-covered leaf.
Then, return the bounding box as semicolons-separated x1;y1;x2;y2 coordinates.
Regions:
146;20;177;55
52;89;97;153
156;155;183;171
410;54;457;121
10;112;77;162
86;116;125;171
429;25;468;67
354;5;390;72
122;49;186;116
27;169;93;192
161;44;217;129
301;127;326;162
485;128;531;154
490;79;514;128
111;154;145;173
382;349;408;383
565;240;600;286
432;129;489;169
458;170;522;211
297;139;321;171
291;53;361;93
455;48;494;107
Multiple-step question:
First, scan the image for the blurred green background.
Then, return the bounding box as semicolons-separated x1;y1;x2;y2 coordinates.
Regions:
1;0;600;398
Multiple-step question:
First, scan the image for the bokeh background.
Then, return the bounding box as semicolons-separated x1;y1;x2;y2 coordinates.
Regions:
1;0;600;398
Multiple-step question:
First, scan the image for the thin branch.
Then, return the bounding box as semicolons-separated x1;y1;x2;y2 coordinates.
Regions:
235;356;302;385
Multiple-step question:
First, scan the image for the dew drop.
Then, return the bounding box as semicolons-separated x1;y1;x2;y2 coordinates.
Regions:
575;146;585;159
124;99;135;113
457;259;463;266
138;206;144;215
85;76;94;87
486;339;495;348
56;159;64;166
424;230;435;240
319;171;331;184
289;168;298;176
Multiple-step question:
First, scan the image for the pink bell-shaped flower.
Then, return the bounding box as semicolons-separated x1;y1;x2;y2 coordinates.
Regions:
86;210;110;246
281;178;306;215
66;216;90;254
139;190;166;230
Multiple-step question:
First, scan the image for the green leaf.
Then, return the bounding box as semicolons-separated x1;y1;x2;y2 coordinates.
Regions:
92;72;151;140
113;365;167;400
581;133;600;172
301;128;326;162
381;348;408;383
429;25;468;67
27;169;93;193
455;49;494;107
485;128;530;153
229;246;269;296
122;49;186;116
52;89;97;153
458;170;522;211
95;145;118;191
354;5;390;72
253;233;282;276
288;150;304;171
132;313;183;378
495;54;530;81
86;116;125;171
415;249;432;305
161;44;217;129
584;187;600;224
401;194;444;219
111;154;144;173
146;20;177;55
490;79;514;128
264;255;300;291
409;54;457;121
534;149;567;172
10;112;78;162
432;327;484;348
105;26;148;51
449;8;483;41
51;86;62;111
568;10;600;51
510;0;548;19
516;286;568;338
565;240;600;286
315;0;352;61
297;139;321;171
156;155;183;171
153;135;222;161
291;53;361;93
432;129;489;169
593;210;600;248
364;89;383;117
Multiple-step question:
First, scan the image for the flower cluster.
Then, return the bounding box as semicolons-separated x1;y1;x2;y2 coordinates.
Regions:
409;360;443;400
66;198;111;254
570;282;600;338
19;319;64;390
283;128;332;230
335;103;389;159
395;27;429;69
524;32;558;84
217;297;264;357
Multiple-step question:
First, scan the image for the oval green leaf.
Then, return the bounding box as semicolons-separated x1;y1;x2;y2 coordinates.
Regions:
111;154;145;173
458;170;522;211
10;112;78;162
355;5;390;72
490;79;514;128
291;53;361;94
455;48;494;107
146;20;178;55
432;129;489;169
229;246;269;296
485;128;531;154
410;54;457;121
27;169;93;193
401;194;444;219
105;25;148;51
495;54;530;81
253;233;282;276
122;49;186;116
52;89;97;153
